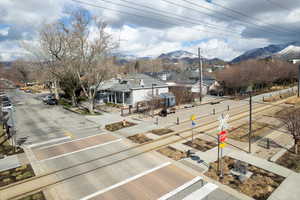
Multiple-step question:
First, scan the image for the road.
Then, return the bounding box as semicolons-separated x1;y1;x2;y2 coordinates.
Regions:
0;89;292;200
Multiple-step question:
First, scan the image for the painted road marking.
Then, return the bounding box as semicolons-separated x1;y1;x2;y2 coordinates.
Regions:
38;133;107;150
80;162;171;200
183;183;218;200
26;136;72;148
158;176;203;200
40;138;122;162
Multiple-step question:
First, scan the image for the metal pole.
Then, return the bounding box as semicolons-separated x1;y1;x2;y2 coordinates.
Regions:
192;126;194;143
249;92;252;153
298;65;300;98
217;134;220;175
198;48;203;103
152;84;154;117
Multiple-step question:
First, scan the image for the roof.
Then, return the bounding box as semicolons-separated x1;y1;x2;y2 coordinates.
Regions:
98;73;168;92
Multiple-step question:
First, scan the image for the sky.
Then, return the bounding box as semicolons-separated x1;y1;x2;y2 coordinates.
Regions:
0;0;300;61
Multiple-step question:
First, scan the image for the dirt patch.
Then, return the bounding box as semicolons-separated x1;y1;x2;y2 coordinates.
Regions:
205;156;285;200
18;192;46;200
105;121;136;132
0;164;35;187
183;138;217;152
157;146;187;161
276;144;300;173
150;128;173;136
127;134;153;144
263;92;294;102
228;122;273;142
285;97;300;105
1;131;24;157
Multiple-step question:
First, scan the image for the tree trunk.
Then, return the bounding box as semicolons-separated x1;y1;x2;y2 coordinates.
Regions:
54;80;60;100
71;89;77;107
88;98;95;114
295;139;299;154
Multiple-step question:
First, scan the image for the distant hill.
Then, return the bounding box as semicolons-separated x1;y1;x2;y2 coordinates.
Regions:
231;42;300;63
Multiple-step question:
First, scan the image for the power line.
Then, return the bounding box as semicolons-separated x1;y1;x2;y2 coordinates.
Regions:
73;0;296;44
204;0;298;35
72;0;245;39
95;0;240;35
177;0;297;38
264;0;294;12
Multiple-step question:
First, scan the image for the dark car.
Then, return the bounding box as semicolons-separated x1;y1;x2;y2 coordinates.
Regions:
45;98;58;105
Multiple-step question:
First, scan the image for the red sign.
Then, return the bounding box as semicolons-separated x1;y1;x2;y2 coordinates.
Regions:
219;135;227;142
218;130;227;135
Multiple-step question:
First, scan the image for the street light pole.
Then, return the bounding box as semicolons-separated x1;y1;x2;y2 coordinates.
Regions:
298;65;300;98
249;92;252;153
198;48;203;103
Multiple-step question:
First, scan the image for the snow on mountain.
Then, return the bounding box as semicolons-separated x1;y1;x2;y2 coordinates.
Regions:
231;43;291;63
275;45;300;59
158;50;198;59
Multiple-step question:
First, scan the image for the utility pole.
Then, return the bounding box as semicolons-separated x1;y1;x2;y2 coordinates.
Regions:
298;65;300;98
198;48;203;103
249;92;252;153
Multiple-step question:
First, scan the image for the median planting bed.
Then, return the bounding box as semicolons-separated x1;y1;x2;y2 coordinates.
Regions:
105;121;136;132
228;122;273;142
205;156;285;200
183;138;217;152
276;144;300;173
150;128;173;136
0;164;35;187
127;134;153;144
157;146;187;161
18;192;46;200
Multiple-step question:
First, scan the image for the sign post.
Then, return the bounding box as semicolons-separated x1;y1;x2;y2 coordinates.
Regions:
191;115;196;143
217;114;229;179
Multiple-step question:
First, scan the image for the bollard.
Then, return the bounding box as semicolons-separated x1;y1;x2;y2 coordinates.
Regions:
213;108;215;115
267;138;270;149
177;117;179;125
263;96;265;101
156;117;158;125
227;105;229;111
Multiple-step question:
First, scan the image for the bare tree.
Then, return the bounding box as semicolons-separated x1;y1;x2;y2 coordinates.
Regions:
278;108;300;154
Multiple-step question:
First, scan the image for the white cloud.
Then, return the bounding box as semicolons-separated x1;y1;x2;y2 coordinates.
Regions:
0;0;300;61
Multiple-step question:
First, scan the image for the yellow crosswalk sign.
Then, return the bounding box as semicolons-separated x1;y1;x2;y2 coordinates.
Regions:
191;114;196;121
219;143;227;148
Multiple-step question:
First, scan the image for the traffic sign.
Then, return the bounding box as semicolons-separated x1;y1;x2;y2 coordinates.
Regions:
191;114;196;121
218;130;227;135
219;135;227;142
219;143;227;148
192;120;196;127
218;114;229;131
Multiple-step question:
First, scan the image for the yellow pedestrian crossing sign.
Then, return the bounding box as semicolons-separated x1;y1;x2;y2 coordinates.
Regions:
191;114;196;121
219;143;227;148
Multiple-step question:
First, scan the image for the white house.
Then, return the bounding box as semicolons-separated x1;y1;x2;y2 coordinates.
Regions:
96;74;169;106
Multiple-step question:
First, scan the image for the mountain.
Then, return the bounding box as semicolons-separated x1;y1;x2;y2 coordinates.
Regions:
274;43;300;60
231;43;291;63
158;50;197;59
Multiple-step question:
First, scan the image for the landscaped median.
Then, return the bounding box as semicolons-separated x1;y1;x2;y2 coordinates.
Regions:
0;165;35;187
205;156;285;200
17;191;46;200
105;121;136;132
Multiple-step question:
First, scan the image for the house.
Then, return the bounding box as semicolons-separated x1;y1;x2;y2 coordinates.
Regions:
96;73;169;106
288;59;300;64
146;69;219;96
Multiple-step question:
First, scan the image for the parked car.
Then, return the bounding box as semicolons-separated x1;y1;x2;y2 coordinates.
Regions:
45;98;58;105
2;102;13;112
42;94;55;103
